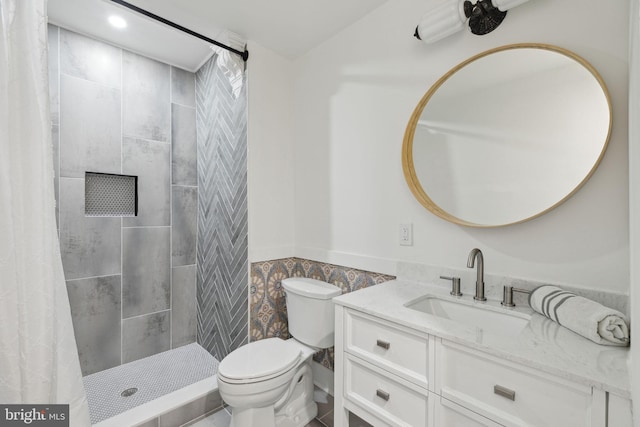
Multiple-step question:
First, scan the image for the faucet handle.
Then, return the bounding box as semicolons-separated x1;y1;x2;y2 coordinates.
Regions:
501;286;531;307
440;276;462;297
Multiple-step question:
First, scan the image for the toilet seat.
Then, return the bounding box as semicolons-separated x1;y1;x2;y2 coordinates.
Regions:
218;338;302;384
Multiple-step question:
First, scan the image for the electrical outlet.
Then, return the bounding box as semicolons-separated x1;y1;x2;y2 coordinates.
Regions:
399;223;413;246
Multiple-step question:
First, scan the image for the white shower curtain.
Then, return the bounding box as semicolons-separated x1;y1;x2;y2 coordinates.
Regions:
0;1;90;425
210;30;246;99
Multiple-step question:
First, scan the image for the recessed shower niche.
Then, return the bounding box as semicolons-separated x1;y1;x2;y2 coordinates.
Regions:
85;172;138;217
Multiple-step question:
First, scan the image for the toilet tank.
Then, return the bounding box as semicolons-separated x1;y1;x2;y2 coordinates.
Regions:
282;278;342;349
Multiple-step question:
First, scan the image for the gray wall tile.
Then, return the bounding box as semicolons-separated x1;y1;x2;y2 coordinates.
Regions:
123;138;170;227
48;24;59;126
171;66;195;107
60;75;121;178
171;104;197;186
60;28;122;88
53;27;201;374
123;227;170;318
123;51;170;142
172;186;197;266
67;275;122;375
122;311;171;363
171;265;196;348
59;178;121;279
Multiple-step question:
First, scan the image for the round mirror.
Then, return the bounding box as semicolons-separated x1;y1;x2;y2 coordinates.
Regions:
402;44;611;227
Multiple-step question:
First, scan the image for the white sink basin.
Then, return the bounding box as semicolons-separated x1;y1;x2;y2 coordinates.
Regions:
405;296;530;337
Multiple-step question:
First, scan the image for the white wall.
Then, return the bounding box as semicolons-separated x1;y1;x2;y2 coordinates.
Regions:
247;41;296;262
290;0;630;293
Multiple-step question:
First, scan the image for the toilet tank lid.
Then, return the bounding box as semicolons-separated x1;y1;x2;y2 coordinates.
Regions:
282;278;342;300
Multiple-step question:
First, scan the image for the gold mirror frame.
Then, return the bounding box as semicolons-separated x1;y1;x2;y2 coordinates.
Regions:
402;43;612;228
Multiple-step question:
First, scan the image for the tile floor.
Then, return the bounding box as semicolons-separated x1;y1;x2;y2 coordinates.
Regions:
187;388;371;427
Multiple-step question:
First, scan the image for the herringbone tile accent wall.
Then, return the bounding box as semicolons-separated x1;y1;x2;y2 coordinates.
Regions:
195;55;248;360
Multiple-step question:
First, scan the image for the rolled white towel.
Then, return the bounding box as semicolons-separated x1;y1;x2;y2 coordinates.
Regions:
529;285;630;346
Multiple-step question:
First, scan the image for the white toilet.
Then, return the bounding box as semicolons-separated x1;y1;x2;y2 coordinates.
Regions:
217;277;341;427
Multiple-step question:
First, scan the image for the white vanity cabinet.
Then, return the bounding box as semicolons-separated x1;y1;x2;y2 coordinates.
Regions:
335;308;436;426
433;395;502;426
343;355;432;426
435;340;605;427
333;305;613;427
344;308;432;390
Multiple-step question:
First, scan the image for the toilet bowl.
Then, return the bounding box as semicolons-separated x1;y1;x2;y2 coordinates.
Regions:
217;338;317;427
218;278;341;427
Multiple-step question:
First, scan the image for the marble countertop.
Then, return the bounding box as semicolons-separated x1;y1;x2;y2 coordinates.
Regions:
333;279;630;397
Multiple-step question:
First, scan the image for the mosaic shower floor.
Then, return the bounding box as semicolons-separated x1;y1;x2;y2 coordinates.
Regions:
83;343;218;424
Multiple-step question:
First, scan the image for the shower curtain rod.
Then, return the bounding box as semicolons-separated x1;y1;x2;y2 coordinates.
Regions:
109;0;249;62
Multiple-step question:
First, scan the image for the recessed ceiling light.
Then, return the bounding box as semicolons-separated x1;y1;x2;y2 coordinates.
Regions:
108;15;127;29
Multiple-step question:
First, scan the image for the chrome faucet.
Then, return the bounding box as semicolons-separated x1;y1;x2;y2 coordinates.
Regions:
467;248;486;301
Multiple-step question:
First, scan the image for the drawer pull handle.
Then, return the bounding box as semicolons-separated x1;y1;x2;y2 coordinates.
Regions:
494;385;516;401
376;389;390;401
376;339;390;350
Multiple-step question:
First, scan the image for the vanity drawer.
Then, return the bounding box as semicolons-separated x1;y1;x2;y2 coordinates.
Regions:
344;355;429;427
345;309;429;388
436;340;595;427
435;394;502;427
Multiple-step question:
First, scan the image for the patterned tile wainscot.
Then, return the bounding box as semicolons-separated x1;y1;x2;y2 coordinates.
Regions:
250;258;395;370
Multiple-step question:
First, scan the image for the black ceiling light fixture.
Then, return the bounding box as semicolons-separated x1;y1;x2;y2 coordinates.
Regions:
414;0;531;44
464;0;506;35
